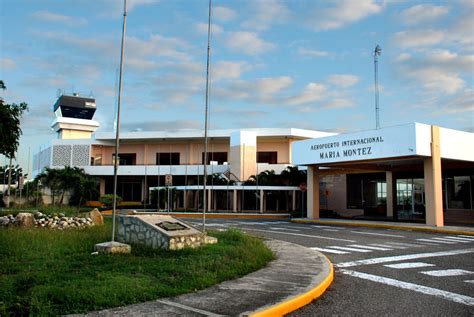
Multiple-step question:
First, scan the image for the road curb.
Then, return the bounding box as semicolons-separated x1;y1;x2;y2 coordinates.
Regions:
292;219;474;236
249;252;334;317
134;212;290;219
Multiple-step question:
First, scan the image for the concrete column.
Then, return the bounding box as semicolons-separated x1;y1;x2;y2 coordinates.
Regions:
99;178;106;196
207;189;212;211
233;189;237;212
183;189;187;210
292;190;296;211
213;190;217;211
386;171;394;218
260;189;264;213
307;166;320;219
424;126;443;227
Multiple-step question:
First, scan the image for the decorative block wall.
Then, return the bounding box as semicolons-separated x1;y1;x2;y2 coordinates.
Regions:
117;215;209;250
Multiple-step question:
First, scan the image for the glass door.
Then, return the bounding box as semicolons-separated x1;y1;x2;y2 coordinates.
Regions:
397;178;425;220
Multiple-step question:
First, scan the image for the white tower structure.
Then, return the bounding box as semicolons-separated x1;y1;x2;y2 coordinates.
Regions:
50;93;100;139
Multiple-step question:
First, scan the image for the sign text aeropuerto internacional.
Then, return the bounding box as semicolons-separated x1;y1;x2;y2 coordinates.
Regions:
310;136;385;159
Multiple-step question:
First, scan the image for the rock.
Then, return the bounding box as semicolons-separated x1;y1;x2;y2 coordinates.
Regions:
0;217;10;226
58;213;65;217
88;208;104;225
15;213;35;227
204;236;218;245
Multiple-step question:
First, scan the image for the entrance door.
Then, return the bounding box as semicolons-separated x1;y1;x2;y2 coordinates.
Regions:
397;178;425;220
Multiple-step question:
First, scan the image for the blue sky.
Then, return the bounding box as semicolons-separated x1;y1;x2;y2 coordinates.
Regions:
0;0;473;173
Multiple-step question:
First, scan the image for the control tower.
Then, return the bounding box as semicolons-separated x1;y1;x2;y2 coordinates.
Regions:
51;93;100;139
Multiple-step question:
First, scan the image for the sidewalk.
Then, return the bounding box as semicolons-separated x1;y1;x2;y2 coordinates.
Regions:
77;240;333;317
292;218;474;236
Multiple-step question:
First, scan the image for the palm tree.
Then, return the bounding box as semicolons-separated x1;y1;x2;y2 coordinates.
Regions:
37;166;97;206
281;166;306;186
245;170;280;186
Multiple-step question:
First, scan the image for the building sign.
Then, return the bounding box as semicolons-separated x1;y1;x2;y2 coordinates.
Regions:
292;123;432;165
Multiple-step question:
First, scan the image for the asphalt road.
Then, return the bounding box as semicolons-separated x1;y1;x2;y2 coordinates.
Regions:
182;217;474;316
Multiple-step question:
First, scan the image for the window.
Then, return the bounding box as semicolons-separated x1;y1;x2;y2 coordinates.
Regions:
157;152;180;165
92;155;102;166
446;175;473;210
346;173;386;209
202;152;228;165
257;152;278;164
112;153;136;165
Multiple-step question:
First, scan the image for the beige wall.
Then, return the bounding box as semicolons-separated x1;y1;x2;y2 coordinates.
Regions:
320;174;364;217
59;129;93;139
257;139;291;164
91;141;229;165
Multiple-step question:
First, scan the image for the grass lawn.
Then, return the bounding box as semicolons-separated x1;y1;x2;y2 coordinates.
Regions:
0;220;273;316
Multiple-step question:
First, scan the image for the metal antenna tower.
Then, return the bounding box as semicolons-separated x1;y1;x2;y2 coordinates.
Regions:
374;44;382;129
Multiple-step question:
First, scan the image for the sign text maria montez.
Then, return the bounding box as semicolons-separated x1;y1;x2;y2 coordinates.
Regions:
310;136;385;159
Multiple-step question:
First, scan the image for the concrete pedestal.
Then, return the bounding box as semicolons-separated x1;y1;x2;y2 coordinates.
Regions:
94;241;131;254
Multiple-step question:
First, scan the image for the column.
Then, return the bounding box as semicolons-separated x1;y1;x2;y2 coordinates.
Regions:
99;178;106;197
386;171;394;218
424;126;443;226
233;189;237;212
183;189;187;210
259;189;264;213
307;166;320;219
207;189;212;212
292;190;296;211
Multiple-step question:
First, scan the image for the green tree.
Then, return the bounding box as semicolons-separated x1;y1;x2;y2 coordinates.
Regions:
0;164;26;185
280;166;306;186
0;93;28;158
36;166;98;207
245;170;280;186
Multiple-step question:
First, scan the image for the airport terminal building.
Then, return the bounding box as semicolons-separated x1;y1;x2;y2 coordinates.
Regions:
33;94;474;226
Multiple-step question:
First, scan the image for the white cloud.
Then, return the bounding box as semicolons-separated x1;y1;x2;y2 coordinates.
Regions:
297;47;331;58
393;30;445;48
214;6;237;22
122;120;201;131
405;67;464;94
309;0;383;31
424;50;474;71
327;74;359;87
32;10;88;27
241;0;291;31
214;76;293;103
126;35;192;61
0;58;16;70
449;10;474;48
322;98;355;109
100;0;160;17
396;53;411;62
127;0;159;10
396;50;472;96
213;61;250;80
225;32;275;55
256;76;293;95
399;4;449;25
126;58;158;70
286;83;327;106
436;89;474;114
195;22;224;35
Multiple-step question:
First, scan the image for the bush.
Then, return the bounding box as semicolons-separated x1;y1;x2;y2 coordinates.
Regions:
85;200;104;207
99;194;122;207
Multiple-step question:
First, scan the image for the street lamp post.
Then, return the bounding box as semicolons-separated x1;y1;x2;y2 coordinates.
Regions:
111;0;127;242
202;0;212;232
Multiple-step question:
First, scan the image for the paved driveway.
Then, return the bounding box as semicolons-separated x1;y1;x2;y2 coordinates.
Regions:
183;218;474;316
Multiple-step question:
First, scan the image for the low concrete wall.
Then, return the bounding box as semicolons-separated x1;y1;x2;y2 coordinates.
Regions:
117;215;207;250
